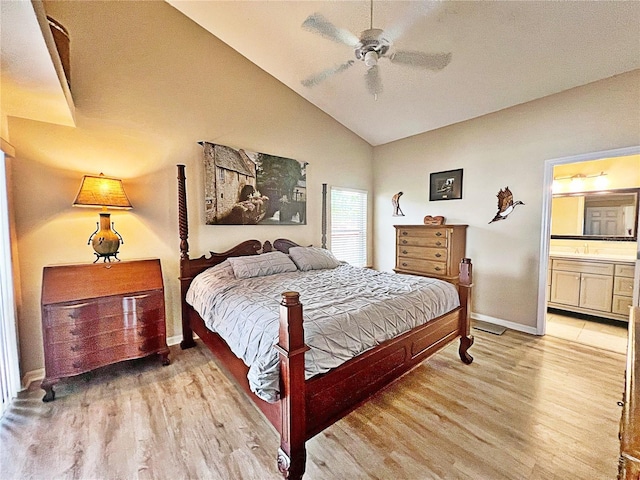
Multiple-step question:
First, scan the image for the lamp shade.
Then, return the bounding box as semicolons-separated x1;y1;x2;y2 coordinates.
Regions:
73;173;132;209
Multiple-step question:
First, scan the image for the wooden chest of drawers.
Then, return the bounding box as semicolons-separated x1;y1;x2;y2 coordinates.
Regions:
40;259;170;401
394;225;467;284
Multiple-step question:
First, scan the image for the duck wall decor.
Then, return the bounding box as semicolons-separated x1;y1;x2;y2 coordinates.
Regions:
489;187;524;223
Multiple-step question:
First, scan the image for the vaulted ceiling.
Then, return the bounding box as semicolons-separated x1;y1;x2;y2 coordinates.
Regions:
168;1;640;146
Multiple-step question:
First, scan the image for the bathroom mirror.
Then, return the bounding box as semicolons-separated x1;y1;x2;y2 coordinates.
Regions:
550;188;639;240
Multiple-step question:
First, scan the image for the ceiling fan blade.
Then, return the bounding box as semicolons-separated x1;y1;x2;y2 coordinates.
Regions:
301;60;355;88
302;13;360;47
389;51;452;71
365;66;382;96
382;1;440;44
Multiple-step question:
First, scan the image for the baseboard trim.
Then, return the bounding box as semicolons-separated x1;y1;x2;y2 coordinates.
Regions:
471;312;539;336
22;368;44;390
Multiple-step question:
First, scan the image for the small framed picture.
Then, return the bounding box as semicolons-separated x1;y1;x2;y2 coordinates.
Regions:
429;169;463;201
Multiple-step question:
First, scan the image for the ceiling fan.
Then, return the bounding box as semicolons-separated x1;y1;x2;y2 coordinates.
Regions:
300;1;451;96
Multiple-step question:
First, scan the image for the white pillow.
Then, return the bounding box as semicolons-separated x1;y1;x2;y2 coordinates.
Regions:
228;251;297;279
289;246;341;271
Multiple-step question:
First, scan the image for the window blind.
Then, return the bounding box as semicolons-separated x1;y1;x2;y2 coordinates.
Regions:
330;187;368;267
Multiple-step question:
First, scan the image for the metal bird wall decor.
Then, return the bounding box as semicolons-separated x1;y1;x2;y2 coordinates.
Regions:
489;187;524;224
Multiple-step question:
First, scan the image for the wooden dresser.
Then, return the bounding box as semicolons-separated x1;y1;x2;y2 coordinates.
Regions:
394;225;467;284
40;259;170;402
620;306;640;479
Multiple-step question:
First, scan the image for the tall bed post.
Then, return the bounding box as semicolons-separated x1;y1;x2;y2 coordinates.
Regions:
457;258;474;364
178;164;196;350
275;292;310;480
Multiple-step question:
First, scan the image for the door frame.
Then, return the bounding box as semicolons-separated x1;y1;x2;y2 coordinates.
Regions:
537;145;640;335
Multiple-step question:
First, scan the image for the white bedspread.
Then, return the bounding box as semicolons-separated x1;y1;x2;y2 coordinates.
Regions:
186;262;459;403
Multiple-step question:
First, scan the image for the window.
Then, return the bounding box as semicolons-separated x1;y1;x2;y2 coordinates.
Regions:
0;151;20;417
330;187;368;267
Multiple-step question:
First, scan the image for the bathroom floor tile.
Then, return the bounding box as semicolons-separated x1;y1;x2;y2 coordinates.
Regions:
546;311;627;354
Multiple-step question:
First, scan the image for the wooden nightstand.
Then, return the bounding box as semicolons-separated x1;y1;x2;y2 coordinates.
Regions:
40;259;170;402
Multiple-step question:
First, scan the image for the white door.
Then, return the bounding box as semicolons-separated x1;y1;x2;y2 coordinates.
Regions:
585;206;624;236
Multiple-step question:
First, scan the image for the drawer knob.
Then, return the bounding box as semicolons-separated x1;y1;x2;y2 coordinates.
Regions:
402;240;408;244
402;262;408;267
401;231;408;236
69;328;80;336
435;232;442;237
70;344;81;352
435;253;442;258
402;250;408;254
436;241;442;246
435;267;442;271
72;361;83;369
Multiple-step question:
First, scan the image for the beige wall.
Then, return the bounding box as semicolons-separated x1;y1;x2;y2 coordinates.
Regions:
9;1;372;375
373;70;640;330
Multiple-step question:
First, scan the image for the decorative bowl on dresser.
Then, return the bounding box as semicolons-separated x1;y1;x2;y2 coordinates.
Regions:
394;224;467;284
40;259;170;402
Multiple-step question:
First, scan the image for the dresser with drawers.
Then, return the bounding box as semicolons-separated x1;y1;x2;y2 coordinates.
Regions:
394;224;468;284
40;259;170;401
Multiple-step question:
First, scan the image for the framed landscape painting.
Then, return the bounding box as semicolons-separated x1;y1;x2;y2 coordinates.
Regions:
201;141;307;225
430;168;463;201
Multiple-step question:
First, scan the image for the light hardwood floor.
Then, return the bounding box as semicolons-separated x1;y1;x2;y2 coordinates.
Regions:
1;329;625;480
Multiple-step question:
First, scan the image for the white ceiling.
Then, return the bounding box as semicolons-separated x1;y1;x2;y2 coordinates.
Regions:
168;0;640;146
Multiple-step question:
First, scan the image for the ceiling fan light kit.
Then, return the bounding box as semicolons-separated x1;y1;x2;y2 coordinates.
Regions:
301;1;451;95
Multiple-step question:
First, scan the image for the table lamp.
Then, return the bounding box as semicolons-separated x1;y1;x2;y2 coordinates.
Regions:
73;173;132;262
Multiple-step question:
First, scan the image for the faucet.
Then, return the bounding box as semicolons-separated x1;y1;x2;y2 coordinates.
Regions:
583;243;589;254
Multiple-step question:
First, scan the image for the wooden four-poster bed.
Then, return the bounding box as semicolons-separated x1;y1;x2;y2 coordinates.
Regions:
176;164;474;479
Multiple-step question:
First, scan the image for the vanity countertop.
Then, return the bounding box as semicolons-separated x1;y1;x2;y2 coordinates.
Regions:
549;252;637;263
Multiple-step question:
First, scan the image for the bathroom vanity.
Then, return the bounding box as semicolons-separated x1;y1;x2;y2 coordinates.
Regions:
548;254;635;321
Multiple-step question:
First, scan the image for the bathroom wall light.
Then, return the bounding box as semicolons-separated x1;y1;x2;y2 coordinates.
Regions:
552;171;607;193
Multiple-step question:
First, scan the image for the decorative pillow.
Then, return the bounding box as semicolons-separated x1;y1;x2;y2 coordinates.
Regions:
203;259;235;280
288;246;341;271
228;251;297;279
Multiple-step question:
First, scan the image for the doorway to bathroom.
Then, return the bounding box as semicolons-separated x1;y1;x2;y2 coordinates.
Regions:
538;146;640;353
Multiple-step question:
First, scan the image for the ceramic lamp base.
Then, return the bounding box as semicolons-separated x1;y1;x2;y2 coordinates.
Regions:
88;212;123;263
